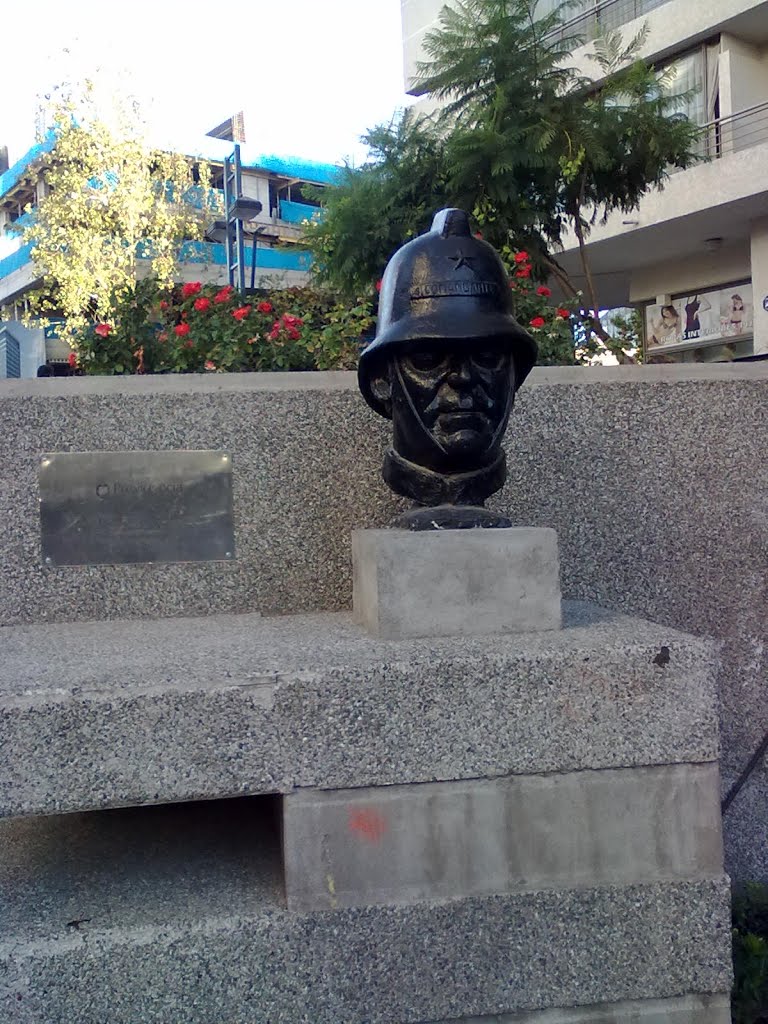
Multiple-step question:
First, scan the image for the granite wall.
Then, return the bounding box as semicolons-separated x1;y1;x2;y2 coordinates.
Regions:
1;363;766;881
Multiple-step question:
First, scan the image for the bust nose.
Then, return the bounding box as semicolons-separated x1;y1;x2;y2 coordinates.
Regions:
446;357;473;385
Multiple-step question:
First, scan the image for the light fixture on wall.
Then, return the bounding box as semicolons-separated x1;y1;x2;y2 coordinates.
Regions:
704;237;723;252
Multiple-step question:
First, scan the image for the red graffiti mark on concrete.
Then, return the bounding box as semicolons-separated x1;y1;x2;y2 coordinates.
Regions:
348;807;387;843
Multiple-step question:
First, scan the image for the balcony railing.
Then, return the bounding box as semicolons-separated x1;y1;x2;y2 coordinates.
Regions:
695;100;768;160
546;0;672;45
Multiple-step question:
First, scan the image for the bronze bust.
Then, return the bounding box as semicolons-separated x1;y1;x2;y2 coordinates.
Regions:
358;208;537;530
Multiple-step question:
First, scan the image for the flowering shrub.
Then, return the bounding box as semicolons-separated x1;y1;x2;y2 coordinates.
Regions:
67;256;581;375
70;278;371;375
501;249;579;365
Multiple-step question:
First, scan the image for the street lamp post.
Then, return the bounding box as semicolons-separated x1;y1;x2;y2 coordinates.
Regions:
206;113;262;294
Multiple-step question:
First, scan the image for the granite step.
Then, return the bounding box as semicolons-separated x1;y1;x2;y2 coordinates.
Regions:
0;796;733;1024
0;602;719;819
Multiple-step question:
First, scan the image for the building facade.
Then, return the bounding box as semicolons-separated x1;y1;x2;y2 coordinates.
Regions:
401;0;768;362
0;135;338;375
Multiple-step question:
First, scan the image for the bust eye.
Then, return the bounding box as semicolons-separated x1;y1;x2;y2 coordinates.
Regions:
472;348;504;370
406;350;446;372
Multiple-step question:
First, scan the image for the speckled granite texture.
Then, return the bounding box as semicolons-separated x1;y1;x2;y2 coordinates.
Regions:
0;603;719;818
0;880;733;1024
0;796;733;1024
0;364;765;877
722;767;768;883
0;373;397;626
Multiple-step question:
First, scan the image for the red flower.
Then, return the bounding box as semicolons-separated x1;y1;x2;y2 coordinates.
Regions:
288;328;300;341
205;360;216;371
181;282;202;299
68;352;77;367
281;313;303;327
375;279;382;293
474;231;483;239
94;323;112;338
514;251;529;263
269;322;281;340
246;336;258;346
214;286;234;304
536;285;551;297
158;331;168;343
232;305;251;321
556;308;571;319
194;297;211;312
515;266;531;278
529;316;546;328
257;301;273;314
174;323;191;337
159;300;169;311
184;339;194;349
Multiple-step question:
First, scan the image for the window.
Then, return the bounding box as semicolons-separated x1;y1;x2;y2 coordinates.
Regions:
658;50;706;126
547;0;674;44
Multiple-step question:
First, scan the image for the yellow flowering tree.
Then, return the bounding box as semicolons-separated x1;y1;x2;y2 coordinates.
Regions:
20;80;215;346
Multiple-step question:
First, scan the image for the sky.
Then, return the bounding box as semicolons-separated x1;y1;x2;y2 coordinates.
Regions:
2;0;414;170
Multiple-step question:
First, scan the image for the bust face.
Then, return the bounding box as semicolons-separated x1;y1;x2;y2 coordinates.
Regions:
388;339;516;473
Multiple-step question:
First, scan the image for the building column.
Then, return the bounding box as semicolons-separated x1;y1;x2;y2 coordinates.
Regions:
750;217;768;356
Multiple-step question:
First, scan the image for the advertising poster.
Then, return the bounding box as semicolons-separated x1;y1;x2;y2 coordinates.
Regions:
719;285;753;339
646;283;753;350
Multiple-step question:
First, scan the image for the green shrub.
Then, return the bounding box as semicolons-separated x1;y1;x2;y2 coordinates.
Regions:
71;278;373;374
733;883;768;1024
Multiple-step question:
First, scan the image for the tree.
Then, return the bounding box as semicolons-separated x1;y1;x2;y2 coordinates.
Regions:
303;111;580;364
304;0;703;362
16;80;214;346
303;110;452;297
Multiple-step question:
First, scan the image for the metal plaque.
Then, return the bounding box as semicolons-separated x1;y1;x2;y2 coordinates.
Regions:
39;451;235;566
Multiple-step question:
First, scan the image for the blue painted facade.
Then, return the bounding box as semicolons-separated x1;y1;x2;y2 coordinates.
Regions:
175;241;312;271
0;134;336;294
0;134;341;207
0;244;34;279
5;210;34;236
190;140;343;186
278;199;324;225
0;131;56;201
0;239;312;281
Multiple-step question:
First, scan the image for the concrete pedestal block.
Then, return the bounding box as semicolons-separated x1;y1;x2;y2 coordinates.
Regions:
283;763;724;912
352;527;562;639
426;995;732;1024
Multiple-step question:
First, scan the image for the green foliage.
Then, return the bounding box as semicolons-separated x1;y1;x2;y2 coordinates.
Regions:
67;278;371;374
418;2;701;260
600;306;644;363
18;80;214;346
303;0;703;363
733;883;768;1024
307;299;376;370
302;110;452;298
